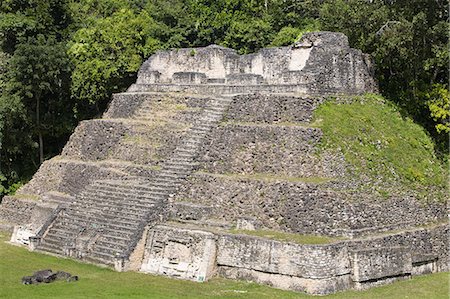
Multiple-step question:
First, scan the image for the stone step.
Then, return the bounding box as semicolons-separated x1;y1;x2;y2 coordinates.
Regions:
164;157;197;164
85;184;157;195
48;221;83;233
102;234;132;243
70;202;156;218
85;250;117;265
79;190;160;206
42;233;73;247
68;204;150;221
60;214;140;233
38;242;64;255
78;193;162;207
92;181;159;193
161;165;195;173
45;228;78;240
170;149;197;157
95;226;139;239
156;172;188;180
188;127;212;133
89;182;171;195
66;210;143;228
95;235;130;248
83;253;115;266
80;188;158;201
200;116;223;122
93;243;126;254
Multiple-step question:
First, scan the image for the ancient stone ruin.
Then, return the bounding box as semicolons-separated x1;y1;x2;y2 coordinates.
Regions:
0;32;447;295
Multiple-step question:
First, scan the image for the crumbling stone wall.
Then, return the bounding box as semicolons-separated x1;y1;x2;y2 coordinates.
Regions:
174;173;446;237
132;32;377;95
139;223;448;295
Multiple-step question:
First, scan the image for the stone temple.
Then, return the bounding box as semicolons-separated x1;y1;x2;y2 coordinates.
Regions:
0;32;447;295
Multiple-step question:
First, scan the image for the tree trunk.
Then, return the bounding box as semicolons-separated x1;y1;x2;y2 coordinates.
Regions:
37;97;44;165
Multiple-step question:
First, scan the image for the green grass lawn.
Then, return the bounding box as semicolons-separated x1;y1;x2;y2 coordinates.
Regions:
0;231;448;299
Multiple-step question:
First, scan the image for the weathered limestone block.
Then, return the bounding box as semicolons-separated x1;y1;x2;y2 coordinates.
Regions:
217;266;351;295
169;202;215;221
136;71;161;84
348;223;449;273
172;72;207;84
235;217;262;230
411;254;438;275
226;74;264;85
216;234;350;279
351;247;412;283
140;225;217;282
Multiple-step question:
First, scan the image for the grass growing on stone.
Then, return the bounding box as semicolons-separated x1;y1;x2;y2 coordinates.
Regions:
1;231;449;299
229;229;341;244
197;171;332;184
220;121;312;128
7;193;40;201
313;94;447;200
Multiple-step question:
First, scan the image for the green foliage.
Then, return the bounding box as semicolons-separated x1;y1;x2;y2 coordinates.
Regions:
269;20;320;47
426;84;449;134
0;231;449;299
223;18;274;54
0;0;74;193
314;95;447;200
68;8;161;107
0;0;71;53
270;26;303;47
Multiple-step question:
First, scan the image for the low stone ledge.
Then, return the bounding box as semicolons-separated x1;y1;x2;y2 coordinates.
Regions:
216;233;350;279
136;71;161;84
169;202;215;221
172;72;207;84
217;266;352;295
350;247;412;283
226;74;264;85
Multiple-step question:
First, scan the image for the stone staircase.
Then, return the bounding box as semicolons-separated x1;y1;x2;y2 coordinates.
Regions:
36;94;234;266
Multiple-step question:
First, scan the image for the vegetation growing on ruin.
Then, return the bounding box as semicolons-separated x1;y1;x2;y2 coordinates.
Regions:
313;94;448;201
197;171;332;184
0;231;449;299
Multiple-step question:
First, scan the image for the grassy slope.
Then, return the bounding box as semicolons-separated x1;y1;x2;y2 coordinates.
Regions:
313;94;447;200
0;232;448;299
